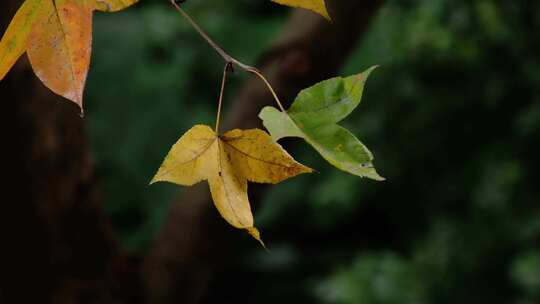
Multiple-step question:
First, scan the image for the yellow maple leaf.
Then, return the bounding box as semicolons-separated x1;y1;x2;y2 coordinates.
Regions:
271;0;330;20
0;0;137;110
151;125;313;245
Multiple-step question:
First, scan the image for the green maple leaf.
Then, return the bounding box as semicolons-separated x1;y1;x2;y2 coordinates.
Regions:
259;66;384;181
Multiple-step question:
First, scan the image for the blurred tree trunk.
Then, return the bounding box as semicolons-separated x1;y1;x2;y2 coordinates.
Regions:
143;1;384;303
0;1;137;303
0;0;382;303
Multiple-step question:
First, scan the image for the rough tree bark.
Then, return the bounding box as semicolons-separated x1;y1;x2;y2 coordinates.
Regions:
0;0;383;303
142;1;384;303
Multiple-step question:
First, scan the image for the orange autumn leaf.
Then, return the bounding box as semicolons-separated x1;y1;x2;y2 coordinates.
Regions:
0;0;138;111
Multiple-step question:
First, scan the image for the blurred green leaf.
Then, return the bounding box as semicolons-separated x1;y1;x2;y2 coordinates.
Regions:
315;253;427;304
511;252;540;298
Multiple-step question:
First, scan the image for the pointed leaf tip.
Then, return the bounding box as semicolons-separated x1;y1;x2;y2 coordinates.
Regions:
247;227;267;250
93;0;139;12
271;0;331;20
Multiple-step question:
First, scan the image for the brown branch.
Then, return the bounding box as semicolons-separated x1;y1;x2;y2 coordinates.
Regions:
142;0;384;303
170;0;288;112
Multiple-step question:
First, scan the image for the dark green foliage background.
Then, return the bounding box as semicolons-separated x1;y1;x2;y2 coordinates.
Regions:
86;0;540;302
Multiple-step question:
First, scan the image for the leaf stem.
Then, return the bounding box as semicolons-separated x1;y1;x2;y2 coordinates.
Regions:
170;0;287;113
215;62;231;133
244;68;287;112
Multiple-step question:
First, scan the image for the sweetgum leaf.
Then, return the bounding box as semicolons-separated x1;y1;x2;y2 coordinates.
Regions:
259;67;384;181
151;125;313;245
0;0;138;111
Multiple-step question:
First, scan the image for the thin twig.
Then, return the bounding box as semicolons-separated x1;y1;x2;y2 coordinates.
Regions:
170;0;287;112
